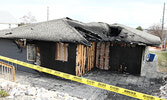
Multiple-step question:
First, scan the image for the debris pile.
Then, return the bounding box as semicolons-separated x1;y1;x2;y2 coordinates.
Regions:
156;75;167;99
159;84;167;99
0;79;85;100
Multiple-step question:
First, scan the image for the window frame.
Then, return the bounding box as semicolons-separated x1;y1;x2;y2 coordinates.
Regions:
27;44;36;61
55;43;68;62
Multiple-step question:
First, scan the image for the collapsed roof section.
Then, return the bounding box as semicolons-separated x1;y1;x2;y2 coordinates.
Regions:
0;17;161;46
109;23;161;46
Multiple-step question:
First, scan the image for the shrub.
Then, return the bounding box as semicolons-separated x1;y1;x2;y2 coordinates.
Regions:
0;90;8;97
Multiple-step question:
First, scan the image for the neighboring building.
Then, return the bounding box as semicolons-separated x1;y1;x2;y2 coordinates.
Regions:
0;17;160;76
0;11;18;30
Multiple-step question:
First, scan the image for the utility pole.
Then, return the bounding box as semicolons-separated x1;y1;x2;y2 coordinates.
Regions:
47;6;49;21
161;3;165;48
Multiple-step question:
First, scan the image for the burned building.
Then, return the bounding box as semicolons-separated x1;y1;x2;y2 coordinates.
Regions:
0;17;160;76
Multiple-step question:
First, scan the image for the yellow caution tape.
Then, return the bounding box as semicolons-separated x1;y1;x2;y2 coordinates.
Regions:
0;55;165;100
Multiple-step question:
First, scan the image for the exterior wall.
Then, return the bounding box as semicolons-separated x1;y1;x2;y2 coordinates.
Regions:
0;39;37;73
141;47;148;76
36;41;77;75
96;42;110;70
109;43;145;75
0;39;146;75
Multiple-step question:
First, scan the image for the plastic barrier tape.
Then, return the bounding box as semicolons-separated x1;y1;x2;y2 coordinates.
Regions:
0;55;165;100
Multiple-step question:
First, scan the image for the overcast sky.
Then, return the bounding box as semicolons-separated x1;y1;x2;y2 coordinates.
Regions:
0;0;166;28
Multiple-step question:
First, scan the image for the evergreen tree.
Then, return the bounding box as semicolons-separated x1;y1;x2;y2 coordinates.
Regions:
136;26;143;31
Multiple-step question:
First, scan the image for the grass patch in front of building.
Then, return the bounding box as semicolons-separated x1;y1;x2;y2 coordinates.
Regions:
150;51;167;72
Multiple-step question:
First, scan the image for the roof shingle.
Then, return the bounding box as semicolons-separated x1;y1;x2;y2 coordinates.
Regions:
0;17;161;46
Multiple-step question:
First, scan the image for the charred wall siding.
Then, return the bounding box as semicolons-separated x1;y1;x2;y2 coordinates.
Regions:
109;43;145;75
0;39;36;73
37;42;77;75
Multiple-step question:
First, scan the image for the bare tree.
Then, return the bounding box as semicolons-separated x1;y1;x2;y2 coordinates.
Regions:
148;23;163;40
20;12;37;24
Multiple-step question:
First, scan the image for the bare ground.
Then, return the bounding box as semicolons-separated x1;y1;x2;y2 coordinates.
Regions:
8;67;165;100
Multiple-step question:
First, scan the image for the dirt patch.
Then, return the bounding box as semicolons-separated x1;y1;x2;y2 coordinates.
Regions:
158;67;167;72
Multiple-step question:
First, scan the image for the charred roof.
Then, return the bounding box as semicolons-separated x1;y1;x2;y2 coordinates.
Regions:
0;17;161;46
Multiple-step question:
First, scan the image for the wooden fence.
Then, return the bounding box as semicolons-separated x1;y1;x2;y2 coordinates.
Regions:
0;61;15;82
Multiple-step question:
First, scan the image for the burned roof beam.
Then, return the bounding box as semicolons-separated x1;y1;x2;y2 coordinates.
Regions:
75;27;102;41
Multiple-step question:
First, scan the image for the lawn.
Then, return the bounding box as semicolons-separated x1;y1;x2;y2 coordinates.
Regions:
150;51;167;72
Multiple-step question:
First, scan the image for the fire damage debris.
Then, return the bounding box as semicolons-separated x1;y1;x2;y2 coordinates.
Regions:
159;84;167;99
153;75;167;99
0;79;86;100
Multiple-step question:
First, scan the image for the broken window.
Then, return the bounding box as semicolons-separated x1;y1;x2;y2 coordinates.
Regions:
27;44;36;61
15;39;26;47
56;43;68;62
